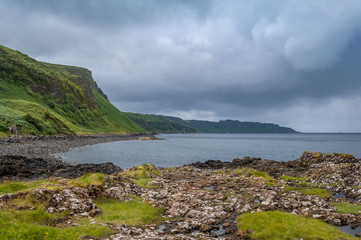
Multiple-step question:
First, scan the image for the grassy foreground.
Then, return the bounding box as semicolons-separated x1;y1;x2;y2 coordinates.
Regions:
0;168;164;240
94;197;164;226
0;208;113;240
237;211;357;240
0;164;359;239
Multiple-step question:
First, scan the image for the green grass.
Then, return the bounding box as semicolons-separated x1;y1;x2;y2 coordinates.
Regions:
71;173;105;186
0;44;145;135
131;178;155;189
280;175;307;182
0;179;59;195
94;197;164;226
92;90;145;133
286;186;332;199
125;112;197;133
234;168;274;181
332;202;361;214
122;164;161;189
280;175;311;187
0;208;114;240
237;211;357;240
0;182;36;195
0;98;76;135
125;164;161;178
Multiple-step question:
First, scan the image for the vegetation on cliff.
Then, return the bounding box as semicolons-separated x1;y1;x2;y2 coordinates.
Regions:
125;113;197;133
125;113;298;133
186;119;297;133
0;45;144;136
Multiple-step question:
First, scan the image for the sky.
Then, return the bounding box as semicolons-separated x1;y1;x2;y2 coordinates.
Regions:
1;0;361;132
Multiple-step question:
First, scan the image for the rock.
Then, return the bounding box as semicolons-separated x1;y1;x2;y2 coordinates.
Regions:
237;229;244;236
0;155;122;180
0;193;15;202
223;222;231;227
199;224;212;232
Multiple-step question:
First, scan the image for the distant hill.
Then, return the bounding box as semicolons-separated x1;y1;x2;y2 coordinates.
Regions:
125;113;297;133
125;113;197;133
185;119;297;133
0;45;145;136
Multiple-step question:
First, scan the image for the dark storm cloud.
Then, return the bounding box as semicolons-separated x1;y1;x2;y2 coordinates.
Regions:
1;0;361;132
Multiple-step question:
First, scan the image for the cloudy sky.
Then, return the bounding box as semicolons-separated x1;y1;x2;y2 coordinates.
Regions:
1;0;361;132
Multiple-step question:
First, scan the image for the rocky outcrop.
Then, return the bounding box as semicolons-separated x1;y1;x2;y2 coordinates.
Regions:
32;188;101;217
190;151;361;178
0;155;122;179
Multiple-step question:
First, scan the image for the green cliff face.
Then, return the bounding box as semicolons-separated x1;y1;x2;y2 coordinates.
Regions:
0;45;145;135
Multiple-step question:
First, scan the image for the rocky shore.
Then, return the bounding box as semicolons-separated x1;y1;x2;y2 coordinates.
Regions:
0;133;156;179
1;150;361;239
0;133;156;160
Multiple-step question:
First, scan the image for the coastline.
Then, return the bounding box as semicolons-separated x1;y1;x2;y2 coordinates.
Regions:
0;132;156;161
0;133;157;180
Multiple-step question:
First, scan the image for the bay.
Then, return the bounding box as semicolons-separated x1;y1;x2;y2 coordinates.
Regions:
60;133;361;169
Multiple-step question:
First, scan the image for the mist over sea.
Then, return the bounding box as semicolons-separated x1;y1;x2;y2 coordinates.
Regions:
60;133;361;169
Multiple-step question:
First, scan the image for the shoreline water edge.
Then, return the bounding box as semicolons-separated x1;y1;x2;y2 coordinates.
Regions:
0;133;157;179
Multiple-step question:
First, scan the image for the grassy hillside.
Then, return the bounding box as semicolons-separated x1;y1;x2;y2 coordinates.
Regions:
0;45;145;136
125;113;297;133
125;113;197;133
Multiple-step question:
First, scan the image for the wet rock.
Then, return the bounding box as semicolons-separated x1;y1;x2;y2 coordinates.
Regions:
52;162;122;178
0;155;122;180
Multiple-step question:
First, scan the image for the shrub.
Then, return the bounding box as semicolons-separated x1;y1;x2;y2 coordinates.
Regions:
23;113;43;132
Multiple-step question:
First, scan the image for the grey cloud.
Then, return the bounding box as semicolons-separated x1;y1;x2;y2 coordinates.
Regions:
1;0;361;132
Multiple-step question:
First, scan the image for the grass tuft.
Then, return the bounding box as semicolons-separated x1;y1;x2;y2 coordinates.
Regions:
234;168;273;180
285;186;332;199
123;164;161;189
94;197;164;226
71;173;105;186
237;211;357;240
0;208;113;240
0;179;59;195
332;202;361;214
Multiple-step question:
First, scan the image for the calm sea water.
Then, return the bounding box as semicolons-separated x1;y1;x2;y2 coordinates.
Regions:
60;133;361;168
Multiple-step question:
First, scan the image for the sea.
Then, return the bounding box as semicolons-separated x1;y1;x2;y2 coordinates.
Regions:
59;133;361;168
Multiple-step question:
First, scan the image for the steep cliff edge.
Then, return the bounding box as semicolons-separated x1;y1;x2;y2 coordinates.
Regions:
0;45;145;135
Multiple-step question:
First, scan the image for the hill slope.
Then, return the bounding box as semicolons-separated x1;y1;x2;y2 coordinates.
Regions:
125;113;297;133
125;113;197;133
185;119;297;133
0;45;145;136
